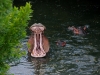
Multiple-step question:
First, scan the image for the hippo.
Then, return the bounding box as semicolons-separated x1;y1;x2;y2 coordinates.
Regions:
28;23;49;57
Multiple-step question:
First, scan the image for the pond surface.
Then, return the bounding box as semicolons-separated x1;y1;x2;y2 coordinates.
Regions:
9;1;100;75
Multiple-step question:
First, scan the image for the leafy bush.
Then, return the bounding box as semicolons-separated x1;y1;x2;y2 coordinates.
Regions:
0;0;32;74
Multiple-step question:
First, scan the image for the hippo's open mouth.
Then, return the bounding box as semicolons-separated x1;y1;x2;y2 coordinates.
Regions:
31;32;46;57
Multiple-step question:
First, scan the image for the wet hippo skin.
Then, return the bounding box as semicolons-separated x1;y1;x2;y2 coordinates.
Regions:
56;40;66;47
68;25;89;35
28;23;49;57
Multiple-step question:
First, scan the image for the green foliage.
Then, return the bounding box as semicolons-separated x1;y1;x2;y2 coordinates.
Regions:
0;0;33;74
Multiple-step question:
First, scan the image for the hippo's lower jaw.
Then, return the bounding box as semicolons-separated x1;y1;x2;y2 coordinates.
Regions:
31;32;46;57
31;49;46;57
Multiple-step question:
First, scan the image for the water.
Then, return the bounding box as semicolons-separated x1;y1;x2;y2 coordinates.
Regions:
9;1;100;75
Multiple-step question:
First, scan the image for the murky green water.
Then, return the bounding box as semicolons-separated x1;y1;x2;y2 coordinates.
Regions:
9;1;100;75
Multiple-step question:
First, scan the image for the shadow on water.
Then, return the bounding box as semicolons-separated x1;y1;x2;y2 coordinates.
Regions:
9;1;100;75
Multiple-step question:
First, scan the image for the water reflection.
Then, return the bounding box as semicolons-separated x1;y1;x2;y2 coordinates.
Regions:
27;55;49;75
9;1;100;75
